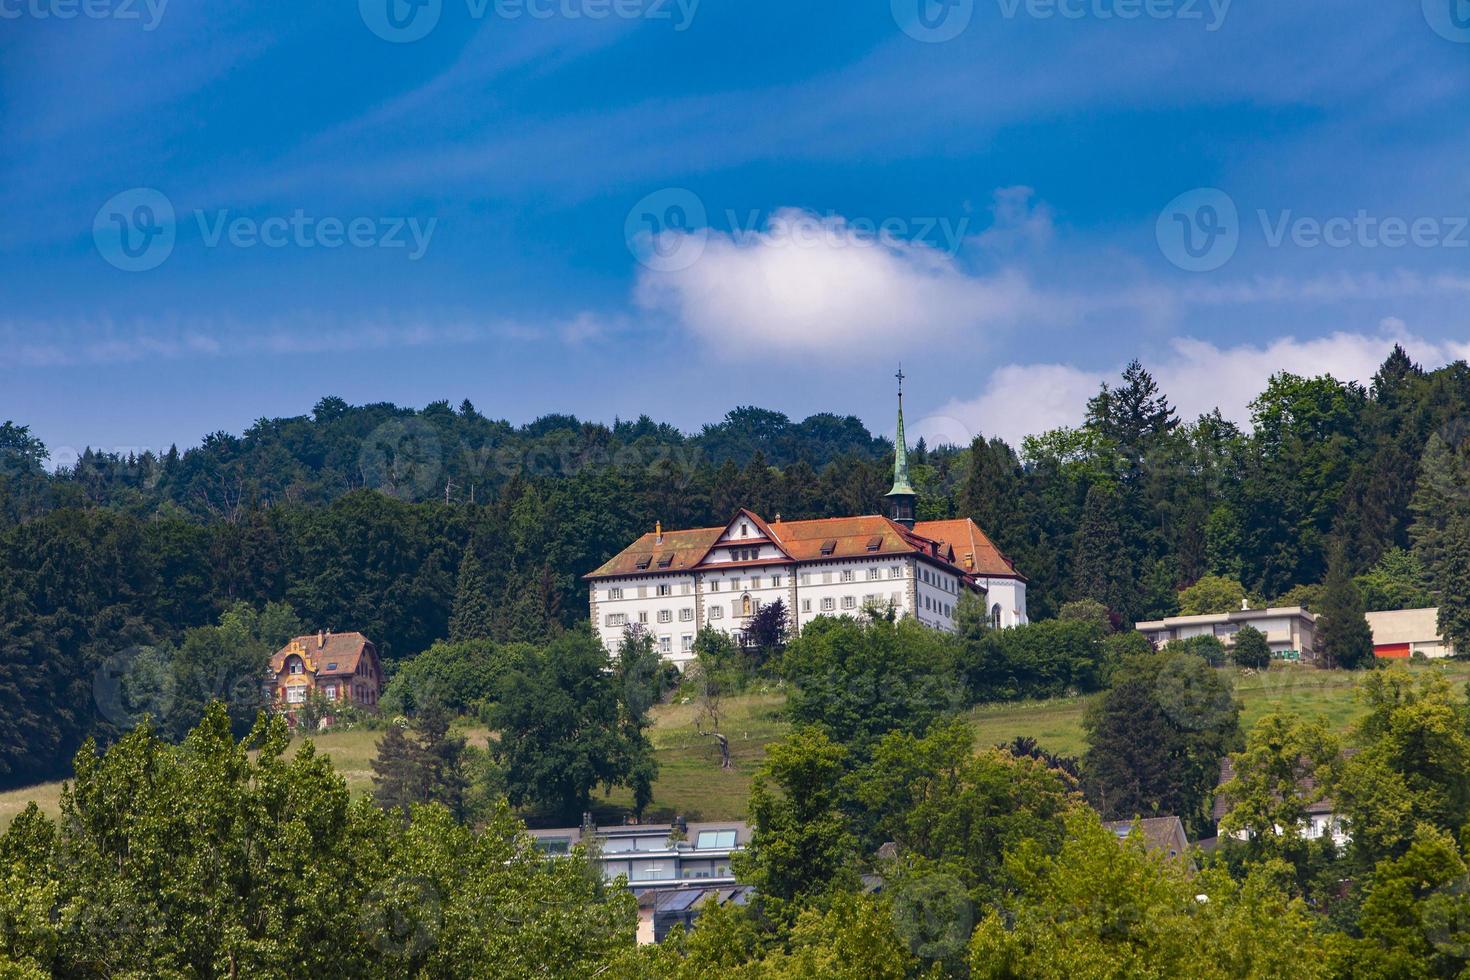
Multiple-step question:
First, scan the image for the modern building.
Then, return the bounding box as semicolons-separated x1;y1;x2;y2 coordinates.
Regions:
527;819;749;888
1366;607;1455;659
586;373;1027;666
1136;605;1317;662
269;631;384;718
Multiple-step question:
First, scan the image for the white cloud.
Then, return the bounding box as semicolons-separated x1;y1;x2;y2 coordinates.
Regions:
635;208;1045;359
940;328;1470;448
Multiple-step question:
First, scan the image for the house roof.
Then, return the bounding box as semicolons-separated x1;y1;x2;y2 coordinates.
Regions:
913;518;1026;581
271;632;375;678
1211;756;1337;822
586;511;1020;583
1103;816;1190;857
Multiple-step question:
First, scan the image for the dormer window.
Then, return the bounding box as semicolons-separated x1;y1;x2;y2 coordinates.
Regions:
820;539;837;556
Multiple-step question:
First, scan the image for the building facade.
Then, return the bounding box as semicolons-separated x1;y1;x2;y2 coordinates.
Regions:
585;375;1027;666
1136;605;1317;661
270;631;384;715
1366;607;1455;659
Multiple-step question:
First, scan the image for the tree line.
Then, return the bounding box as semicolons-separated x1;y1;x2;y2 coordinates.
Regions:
5;343;1470;790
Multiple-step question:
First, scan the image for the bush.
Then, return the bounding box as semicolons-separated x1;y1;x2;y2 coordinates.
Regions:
961;620;1109;704
381;638;529;717
1231;625;1272;669
1163;634;1228;667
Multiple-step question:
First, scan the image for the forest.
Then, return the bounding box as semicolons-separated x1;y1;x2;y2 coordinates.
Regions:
2;343;1470;791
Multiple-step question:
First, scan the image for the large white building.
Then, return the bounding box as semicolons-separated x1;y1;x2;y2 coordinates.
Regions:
586;375;1028;666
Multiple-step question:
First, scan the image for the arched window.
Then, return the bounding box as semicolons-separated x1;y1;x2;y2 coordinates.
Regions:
991;604;1003;629
286;655;305;676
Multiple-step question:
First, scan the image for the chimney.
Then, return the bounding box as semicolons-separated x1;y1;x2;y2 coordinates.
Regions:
317;630;326;649
774;513;782;523
1241;599;1250;611
655;520;663;545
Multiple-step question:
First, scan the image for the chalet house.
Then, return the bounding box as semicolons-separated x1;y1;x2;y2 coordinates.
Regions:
270;631;383;718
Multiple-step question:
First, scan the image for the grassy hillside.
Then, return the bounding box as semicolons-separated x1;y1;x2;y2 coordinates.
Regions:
5;662;1468;828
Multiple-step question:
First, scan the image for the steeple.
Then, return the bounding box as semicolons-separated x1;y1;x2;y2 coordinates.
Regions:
887;366;917;529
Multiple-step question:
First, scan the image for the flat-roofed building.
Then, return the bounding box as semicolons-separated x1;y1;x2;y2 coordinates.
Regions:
1366;607;1455;659
1136;605;1317;662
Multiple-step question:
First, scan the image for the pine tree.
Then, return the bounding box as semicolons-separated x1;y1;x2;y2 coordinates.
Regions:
1411;430;1470;650
960;435;1021;549
1317;549;1375;670
1070;483;1135;620
449;546;496;641
371;722;426;817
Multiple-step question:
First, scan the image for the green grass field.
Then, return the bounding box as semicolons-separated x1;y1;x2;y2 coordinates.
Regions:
5;662;1468;828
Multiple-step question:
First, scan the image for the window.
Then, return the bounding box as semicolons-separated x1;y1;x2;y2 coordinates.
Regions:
890;566;902;579
772;576;784;588
286;687;306;704
800;573;812;586
708;580;719;592
638;611;649;623
287;657;304;675
657;584;672;597
658;609;673;624
991;604;1003;629
842;596;857;610
682;634;694;653
822;572;833;584
821;597;836;612
740;524;749;537
868;567;881;580
820;539;837;556
679;608;694;622
609;587;624;600
324;685;337;700
696;830;739;849
658;636;672;654
801;599;812;613
606;613;629;627
750;577;761;589
710;606;724;620
326;662;338;671
535;837;572;856
841;569;855;583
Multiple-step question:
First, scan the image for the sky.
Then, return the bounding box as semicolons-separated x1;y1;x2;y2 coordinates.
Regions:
4;0;1470;462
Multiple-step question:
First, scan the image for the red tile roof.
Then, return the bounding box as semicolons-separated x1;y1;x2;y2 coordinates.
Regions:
586;512;1021;583
913;519;1025;581
272;632;376;678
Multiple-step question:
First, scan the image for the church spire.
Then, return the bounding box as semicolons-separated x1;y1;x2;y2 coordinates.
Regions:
887;366;917;528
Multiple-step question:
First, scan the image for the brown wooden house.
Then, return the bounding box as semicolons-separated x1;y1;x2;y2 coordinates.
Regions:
270;631;383;719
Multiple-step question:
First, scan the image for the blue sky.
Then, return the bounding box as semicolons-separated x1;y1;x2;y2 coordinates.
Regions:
4;0;1470;461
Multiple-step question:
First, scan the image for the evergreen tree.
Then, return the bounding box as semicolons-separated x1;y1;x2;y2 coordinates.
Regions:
1231;624;1272;670
1316;549;1375;670
449;545;495;641
371;721;426;817
1070;483;1135;619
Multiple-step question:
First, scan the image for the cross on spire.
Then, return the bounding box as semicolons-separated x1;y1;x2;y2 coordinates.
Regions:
896;365;905;395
